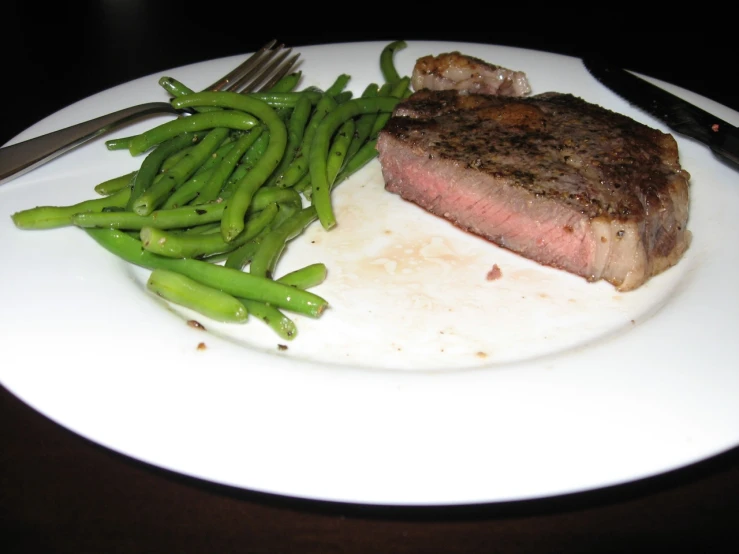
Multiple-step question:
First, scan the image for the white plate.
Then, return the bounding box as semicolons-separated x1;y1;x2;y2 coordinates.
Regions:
2;41;739;507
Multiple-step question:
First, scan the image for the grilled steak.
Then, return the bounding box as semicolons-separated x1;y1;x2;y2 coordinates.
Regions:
376;89;692;291
411;51;531;97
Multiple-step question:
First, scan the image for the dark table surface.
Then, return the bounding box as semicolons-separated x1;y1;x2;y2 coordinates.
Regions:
3;5;739;553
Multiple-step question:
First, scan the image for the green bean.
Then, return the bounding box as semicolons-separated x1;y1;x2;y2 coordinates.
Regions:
334;138;379;187
326;118;355;184
170;91;289;243
267;71;302;93
369;76;411;137
147;268;248;323
397;78;413;99
158;76;224;115
377;82;393;96
333;91;354;104
160;145;195;172
127;132;198;211
139;203;278;259
250;206;317;278
218;168;245;202
193;128;263;205
236;127;269;170
164;132;241;206
344;84;380;163
85;228;328;317
72;201;224;230
293;172;312;199
12;187;131;230
105;135;137;151
246;90;322;107
239;299;297;340
309;97;401;230
160;75;316;106
152;184;293;237
274;92;338;189
157;76;219;111
265;91;313;188
380;40;407;84
95;171;136;195
194;137;238;175
197;252;230;264
128;111;258;156
173;90;319;110
326;74;351;97
276;106;293;124
221;160;273;241
223;229;267;270
268;201;301;231
133;127;231;215
213;129;270;204
177;222;222;235
222;199;297;270
276;263;327;289
160;168;214;209
251;186;302;211
217;126;269;202
158;76;195;97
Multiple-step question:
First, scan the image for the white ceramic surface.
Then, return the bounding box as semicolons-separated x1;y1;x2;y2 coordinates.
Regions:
2;41;738;506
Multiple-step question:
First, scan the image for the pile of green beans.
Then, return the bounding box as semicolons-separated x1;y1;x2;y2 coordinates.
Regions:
10;40;411;341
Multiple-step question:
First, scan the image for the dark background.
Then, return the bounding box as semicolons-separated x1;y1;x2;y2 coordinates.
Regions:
3;3;739;553
2;5;737;147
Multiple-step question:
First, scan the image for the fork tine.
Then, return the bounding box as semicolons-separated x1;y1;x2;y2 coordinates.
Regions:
227;46;296;93
253;52;301;92
221;45;284;93
204;39;278;92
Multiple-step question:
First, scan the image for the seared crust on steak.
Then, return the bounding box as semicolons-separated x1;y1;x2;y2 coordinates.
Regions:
412;51;532;97
376;89;692;291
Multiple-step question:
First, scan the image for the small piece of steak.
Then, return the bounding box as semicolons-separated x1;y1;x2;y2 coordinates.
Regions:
411;51;532;97
376;89;692;291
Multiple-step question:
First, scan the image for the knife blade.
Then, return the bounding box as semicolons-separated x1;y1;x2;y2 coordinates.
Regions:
582;55;739;171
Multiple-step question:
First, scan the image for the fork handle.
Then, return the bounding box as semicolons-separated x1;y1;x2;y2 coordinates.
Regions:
0;101;177;186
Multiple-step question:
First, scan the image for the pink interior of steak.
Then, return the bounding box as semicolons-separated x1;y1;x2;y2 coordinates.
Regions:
378;135;602;278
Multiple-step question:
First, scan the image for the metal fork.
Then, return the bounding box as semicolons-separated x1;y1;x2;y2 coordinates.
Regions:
0;40;300;186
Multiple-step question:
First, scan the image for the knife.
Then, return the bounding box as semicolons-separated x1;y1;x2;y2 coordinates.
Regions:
582;55;739;171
